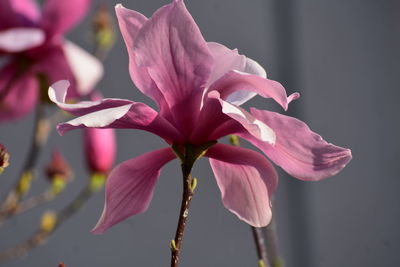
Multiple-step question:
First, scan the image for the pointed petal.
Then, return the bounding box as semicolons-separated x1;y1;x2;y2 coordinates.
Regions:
206;143;277;227
115;4;169;115
239;108;352;181
92;148;176;234
0;0;40;28
209;70;299;111
133;0;213;130
63;41;103;96
41;0;90;35
0;28;44;52
0;63;38;121
49;81;184;142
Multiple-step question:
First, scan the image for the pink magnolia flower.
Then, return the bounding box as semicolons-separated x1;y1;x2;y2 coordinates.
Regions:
0;0;103;121
49;0;352;234
84;93;116;175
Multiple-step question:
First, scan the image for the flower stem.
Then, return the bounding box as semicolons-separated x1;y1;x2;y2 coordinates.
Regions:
265;215;283;267
252;227;270;267
0;176;105;263
170;156;195;267
0;104;49;219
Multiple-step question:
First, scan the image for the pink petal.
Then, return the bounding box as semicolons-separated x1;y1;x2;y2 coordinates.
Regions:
133;0;213;132
208;70;300;111
239;108;352;181
0;0;40;28
0;28;44;52
115;5;170;116
92;148;176;234
206;42;246;87
62;41;103;96
41;0;90;36
206;143;277;227
49;81;184;143
0;63;38;121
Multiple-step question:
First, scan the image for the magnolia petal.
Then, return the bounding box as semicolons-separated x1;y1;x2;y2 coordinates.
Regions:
0;0;40;28
84;128;116;174
41;0;90;35
0;28;44;52
133;0;213;126
208;91;275;144
239;108;352;181
0;63;38;121
206;42;246;87
63;41;103;96
225;58;266;105
50;81;184;142
92;148;176;234
115;4;169;115
207;143;277;227
209;70;299;111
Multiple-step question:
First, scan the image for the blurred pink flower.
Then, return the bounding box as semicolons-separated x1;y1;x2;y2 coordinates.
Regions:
49;0;352;233
0;0;103;121
84;92;116;175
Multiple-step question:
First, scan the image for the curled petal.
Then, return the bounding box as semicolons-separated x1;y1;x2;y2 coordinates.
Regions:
49;81;184;143
0;63;38;121
0;28;44;52
92;148;176;234
63;41;103;96
207;91;276;144
239;108;352;181
209;70;299;111
41;0;90;36
206;143;277;227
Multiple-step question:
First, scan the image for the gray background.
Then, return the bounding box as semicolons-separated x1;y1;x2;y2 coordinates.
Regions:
1;0;399;266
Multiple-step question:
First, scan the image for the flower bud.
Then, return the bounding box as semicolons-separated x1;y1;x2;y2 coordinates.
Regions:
84;128;115;174
45;150;71;182
0;144;10;174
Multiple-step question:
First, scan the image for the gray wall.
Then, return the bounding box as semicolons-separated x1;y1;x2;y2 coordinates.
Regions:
0;0;399;266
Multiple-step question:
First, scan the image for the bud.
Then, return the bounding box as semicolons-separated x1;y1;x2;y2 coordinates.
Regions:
84;92;116;175
40;211;57;232
84;128;115;174
0;144;10;174
92;4;115;55
45;150;71;182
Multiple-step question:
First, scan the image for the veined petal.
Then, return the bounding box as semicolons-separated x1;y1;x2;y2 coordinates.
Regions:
206;42;246;87
49;81;184;142
0;28;44;52
239;108;352;181
63;41;103;96
0;0;40;28
208;91;276;144
0;63;38;121
92;148;176;234
115;4;169;115
41;0;91;36
206;143;277;227
209;70;299;111
133;0;213;130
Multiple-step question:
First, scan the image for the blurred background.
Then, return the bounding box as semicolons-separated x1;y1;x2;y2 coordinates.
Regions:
0;0;399;266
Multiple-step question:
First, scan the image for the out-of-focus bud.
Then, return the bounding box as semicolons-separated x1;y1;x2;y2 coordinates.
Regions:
84;92;116;175
45;150;72;194
40;211;57;232
92;4;115;59
0;144;10;175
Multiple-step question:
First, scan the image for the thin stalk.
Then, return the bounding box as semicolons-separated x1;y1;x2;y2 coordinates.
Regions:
0;179;102;263
0;104;49;215
252;227;270;267
265;215;283;267
170;158;195;267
